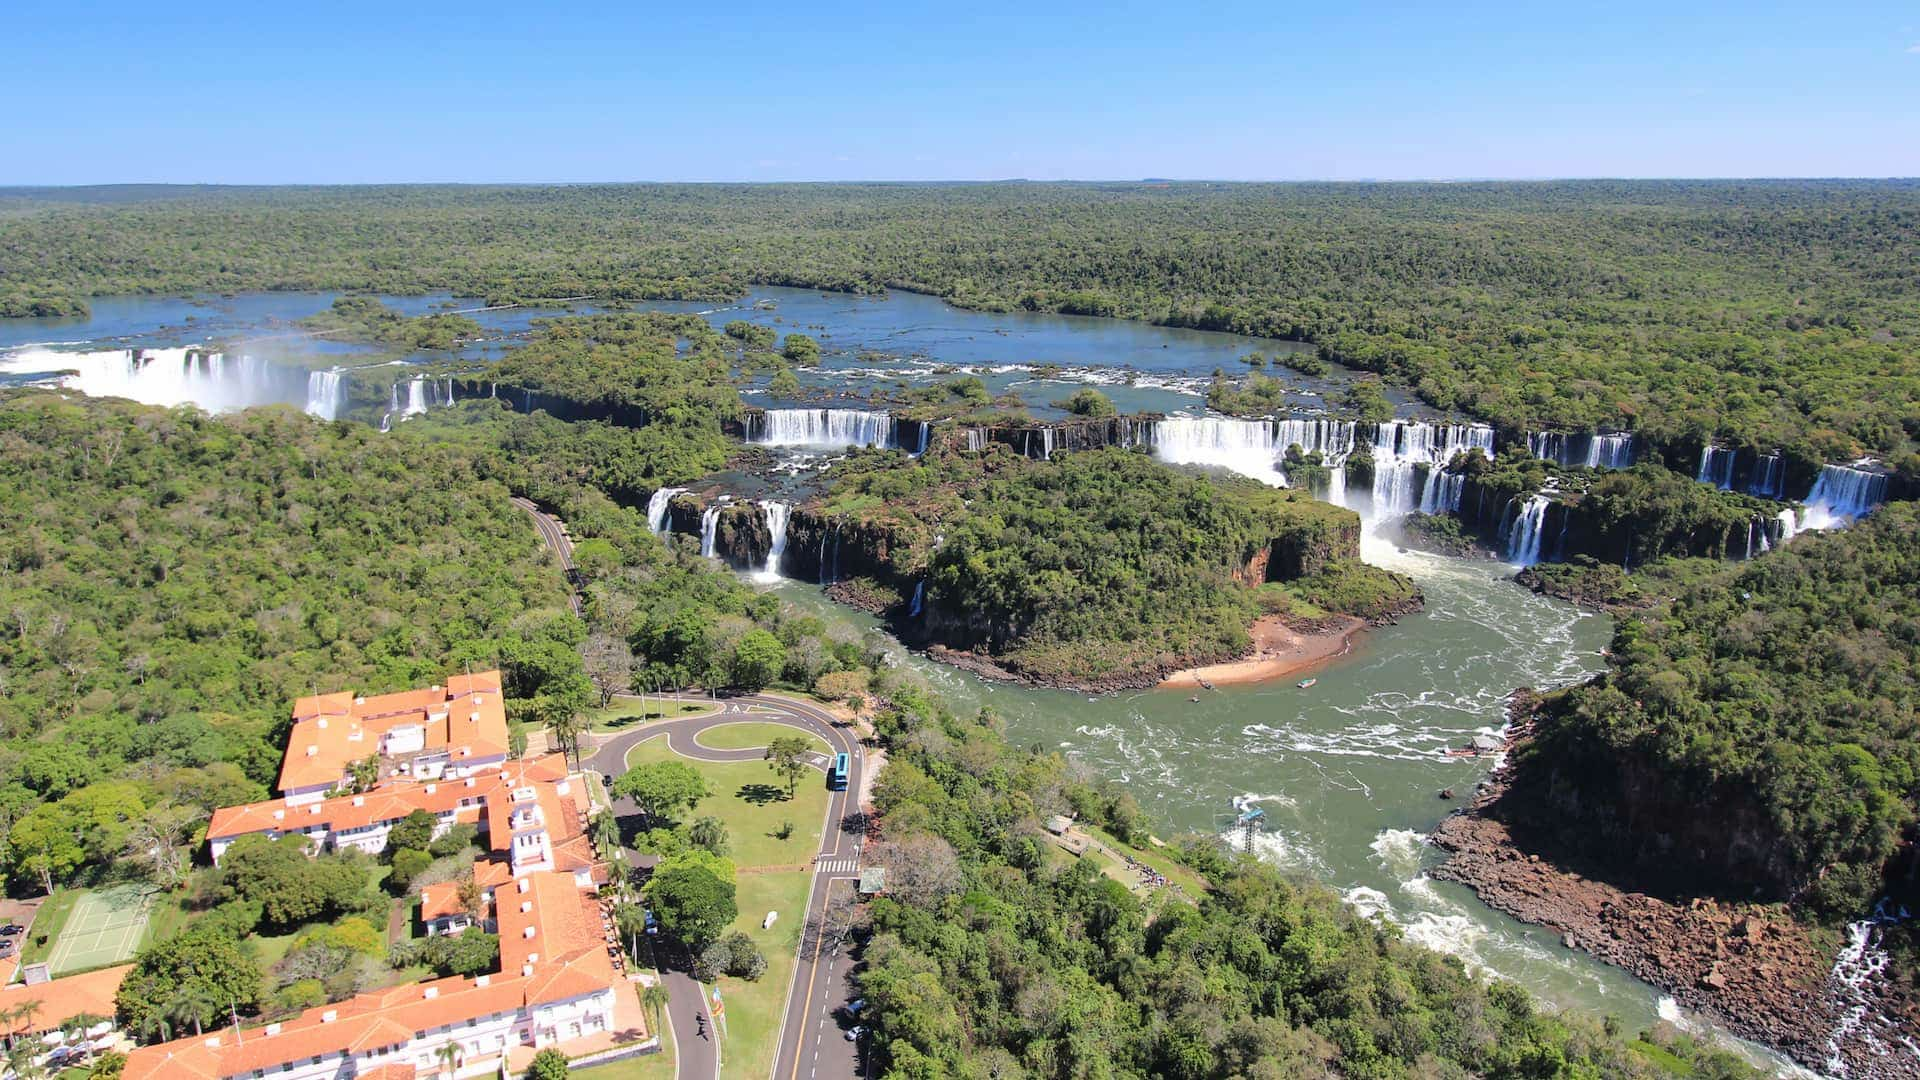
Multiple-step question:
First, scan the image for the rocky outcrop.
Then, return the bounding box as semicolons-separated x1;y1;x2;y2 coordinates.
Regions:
782;507;926;590
985;416;1150;459
1263;515;1361;580
452;377;652;426
1432;743;1918;1077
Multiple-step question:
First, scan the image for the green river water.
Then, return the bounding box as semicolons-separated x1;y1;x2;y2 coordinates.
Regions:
765;532;1790;1059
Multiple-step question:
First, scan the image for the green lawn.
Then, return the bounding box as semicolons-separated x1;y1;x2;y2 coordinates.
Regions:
624;739;830;868
574;1041;675;1080
587;698;716;733
16;888;82;970
716;870;814;1080
692;722;829;755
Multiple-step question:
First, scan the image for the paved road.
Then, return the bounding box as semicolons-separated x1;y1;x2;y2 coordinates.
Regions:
582;694;869;1080
510;496;582;615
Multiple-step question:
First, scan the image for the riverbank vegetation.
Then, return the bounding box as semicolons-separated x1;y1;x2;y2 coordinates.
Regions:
857;680;1765;1078
1515;502;1920;969
5;181;1917;464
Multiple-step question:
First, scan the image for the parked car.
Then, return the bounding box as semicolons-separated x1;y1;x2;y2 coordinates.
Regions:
844;1025;866;1041
841;998;866;1018
0;923;23;936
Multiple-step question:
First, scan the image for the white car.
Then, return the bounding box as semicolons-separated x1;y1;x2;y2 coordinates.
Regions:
844;1024;866;1041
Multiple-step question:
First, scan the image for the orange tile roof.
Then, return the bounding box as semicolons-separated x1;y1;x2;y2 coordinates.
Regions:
278;672;510;794
0;964;132;1036
215;753;575;845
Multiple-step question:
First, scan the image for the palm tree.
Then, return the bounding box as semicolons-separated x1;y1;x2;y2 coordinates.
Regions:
590;809;622;859
163;984;217;1039
434;1040;461;1078
641;984;670;1037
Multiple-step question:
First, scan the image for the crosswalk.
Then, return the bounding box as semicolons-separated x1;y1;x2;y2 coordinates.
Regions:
815;857;858;875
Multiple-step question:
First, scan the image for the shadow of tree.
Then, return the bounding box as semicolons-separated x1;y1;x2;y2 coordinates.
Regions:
736;782;789;806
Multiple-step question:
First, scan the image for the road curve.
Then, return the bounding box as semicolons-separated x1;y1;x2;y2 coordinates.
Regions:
582;694;869;1080
510;496;582;615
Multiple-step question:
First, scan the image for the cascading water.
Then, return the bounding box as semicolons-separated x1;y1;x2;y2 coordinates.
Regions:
698;502;724;558
1776;508;1799;546
405;378;429;417
1748;453;1785;498
1505;495;1551;565
909;580;924;617
754;501;790;582
1145;418;1289;487
1368;422;1496;518
1802;464;1889;530
1696;446;1736;489
962;428;988;453
1821;900;1913;1076
305;369;344;421
646;488;685;535
0;346;301;413
1023;426;1057;460
1528;431;1635;469
750;408;895;449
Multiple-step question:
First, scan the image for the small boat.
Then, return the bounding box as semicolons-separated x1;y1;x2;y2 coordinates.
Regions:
1188;696;1201;703
1297;678;1317;689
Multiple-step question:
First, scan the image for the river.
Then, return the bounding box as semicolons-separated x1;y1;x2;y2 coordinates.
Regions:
0;286;1795;1066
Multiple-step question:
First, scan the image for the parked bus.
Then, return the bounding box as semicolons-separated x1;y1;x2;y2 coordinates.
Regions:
827;752;850;791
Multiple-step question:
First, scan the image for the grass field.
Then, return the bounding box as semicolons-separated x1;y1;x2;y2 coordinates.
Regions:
624;721;833;1080
692;722;829;755
587;698;716;733
16;889;82;970
624;739;830;868
716;870;813;1080
574;1042;675;1080
45;883;155;975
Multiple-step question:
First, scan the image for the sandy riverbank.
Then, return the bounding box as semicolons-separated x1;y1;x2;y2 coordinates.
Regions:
1158;615;1367;690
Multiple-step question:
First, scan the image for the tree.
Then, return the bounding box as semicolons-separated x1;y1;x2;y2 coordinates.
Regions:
641;984;670;1034
8;804;85;895
116;926;262;1041
730;630;786;691
124;802;208;889
613;901;649;958
642;849;737;951
869;833;963;907
537;694;589;769
781;334;820;364
1059;387;1117;418
218;835;366;929
346;755;381;795
385;808;436;858
388;848;433;895
583;630;634;707
764;736;812;797
526;1048;570;1079
590;810;623;859
612;761;710;827
687;815;730;856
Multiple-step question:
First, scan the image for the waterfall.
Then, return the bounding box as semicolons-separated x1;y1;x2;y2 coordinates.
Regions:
754;501;790;582
1024;426;1057;460
1776;508;1799;546
915;421;931;455
1822;900;1909;1075
909;580;924;617
750;408;895;448
1145;418;1289;486
405;378;429;417
698;503;724;558
1802;464;1889;530
1369;421;1496;517
1748;452;1784;497
305;369;344;421
1528;431;1635;469
380;382;400;432
646;487;685;535
1505;495;1551;565
1697;446;1736;489
962;428;988;453
0;346;299;413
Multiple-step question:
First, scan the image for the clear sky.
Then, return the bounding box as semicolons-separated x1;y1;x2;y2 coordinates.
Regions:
8;0;1918;184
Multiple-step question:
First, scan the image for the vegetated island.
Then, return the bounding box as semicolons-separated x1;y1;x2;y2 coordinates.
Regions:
761;442;1420;693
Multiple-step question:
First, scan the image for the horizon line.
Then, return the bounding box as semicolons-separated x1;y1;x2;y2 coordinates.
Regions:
6;175;1920;190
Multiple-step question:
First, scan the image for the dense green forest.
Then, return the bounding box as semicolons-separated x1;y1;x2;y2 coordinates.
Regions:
1521;502;1920;924
298;295;481;349
4;181;1918;463
922;448;1411;682
856;683;1763;1079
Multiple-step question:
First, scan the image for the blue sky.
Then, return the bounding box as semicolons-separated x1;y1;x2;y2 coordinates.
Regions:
8;1;1918;183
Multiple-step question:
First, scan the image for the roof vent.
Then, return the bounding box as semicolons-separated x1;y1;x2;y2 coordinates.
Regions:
517;878;530;893
317;718;328;729
322;1010;338;1023
354;696;366;705
265;1023;282;1036
424;784;437;794
523;926;536;939
423;986;438;999
305;746;318;757
475;975;490;987
203;1036;222;1048
272;809;284;820
469;711;480;723
520;901;533;913
521;964;534;977
465;777;476;787
352;796;365;807
472;694;483;705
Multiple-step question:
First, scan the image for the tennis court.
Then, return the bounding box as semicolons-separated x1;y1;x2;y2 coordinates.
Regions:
45;883;155;975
